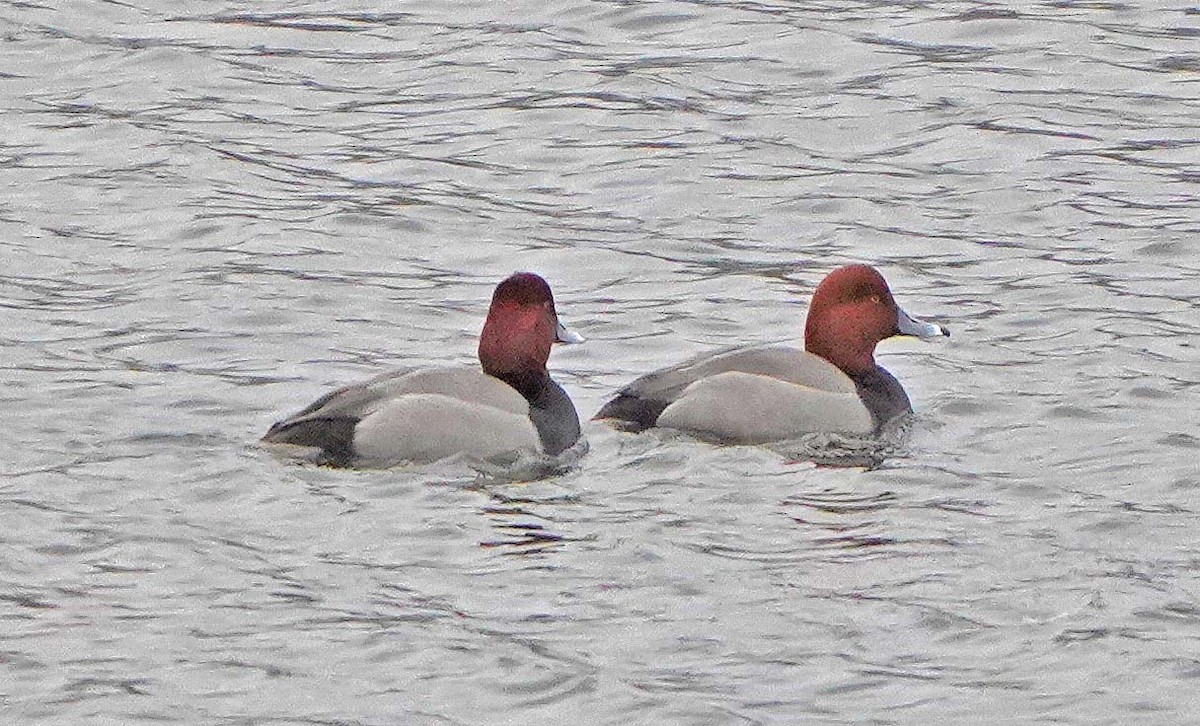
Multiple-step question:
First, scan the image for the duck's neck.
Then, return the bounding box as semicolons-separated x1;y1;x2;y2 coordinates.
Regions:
487;366;551;402
850;365;912;429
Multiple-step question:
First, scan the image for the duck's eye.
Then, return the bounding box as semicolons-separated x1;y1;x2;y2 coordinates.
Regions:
870;295;881;305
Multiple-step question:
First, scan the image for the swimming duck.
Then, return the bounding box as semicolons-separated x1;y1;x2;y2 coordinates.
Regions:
263;272;583;467
596;264;947;443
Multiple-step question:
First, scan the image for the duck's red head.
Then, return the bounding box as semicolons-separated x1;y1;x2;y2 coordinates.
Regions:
804;264;946;377
478;272;579;395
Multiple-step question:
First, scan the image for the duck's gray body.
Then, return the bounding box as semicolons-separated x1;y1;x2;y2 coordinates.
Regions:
264;367;581;467
597;346;911;443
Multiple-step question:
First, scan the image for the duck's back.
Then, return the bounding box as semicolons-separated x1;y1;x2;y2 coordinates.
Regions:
597;346;874;441
598;347;855;424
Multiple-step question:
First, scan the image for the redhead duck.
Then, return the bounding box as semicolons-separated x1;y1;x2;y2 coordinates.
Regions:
596;265;947;443
263;273;583;467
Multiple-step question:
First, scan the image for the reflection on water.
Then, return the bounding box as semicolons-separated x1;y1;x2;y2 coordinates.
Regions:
3;0;1200;723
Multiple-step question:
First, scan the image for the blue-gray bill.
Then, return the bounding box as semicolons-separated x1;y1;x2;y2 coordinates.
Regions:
555;320;585;344
897;307;949;339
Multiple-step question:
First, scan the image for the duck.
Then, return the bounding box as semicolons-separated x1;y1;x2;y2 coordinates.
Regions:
262;272;584;467
595;264;947;444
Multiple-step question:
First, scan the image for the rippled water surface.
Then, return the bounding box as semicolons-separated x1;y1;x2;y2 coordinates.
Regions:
4;1;1199;723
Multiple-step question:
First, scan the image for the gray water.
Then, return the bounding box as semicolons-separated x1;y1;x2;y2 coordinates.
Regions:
3;1;1199;723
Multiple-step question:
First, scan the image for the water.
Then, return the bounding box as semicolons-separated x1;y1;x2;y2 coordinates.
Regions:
3;1;1199;723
